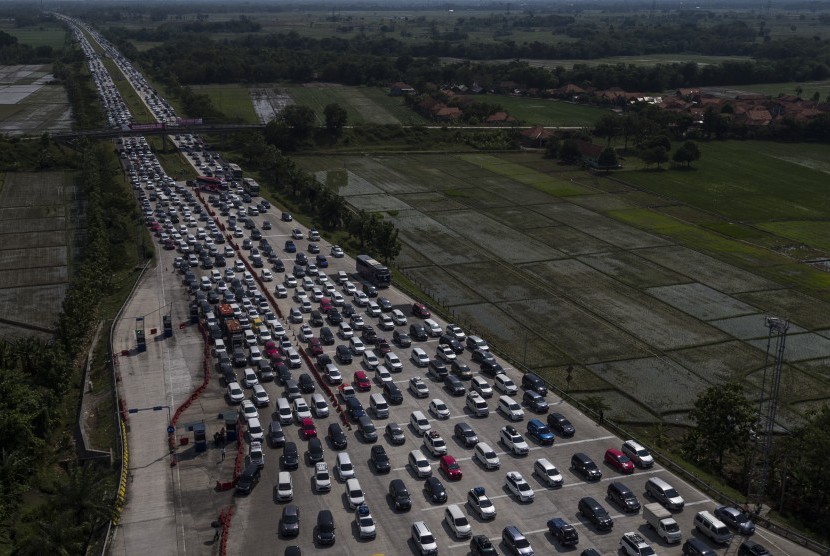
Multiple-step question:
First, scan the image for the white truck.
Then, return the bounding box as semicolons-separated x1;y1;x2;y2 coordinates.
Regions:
644;502;682;543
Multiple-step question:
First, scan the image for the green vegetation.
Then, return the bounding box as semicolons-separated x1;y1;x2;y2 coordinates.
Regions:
488;95;607;126
5;26;68;49
191;84;258;123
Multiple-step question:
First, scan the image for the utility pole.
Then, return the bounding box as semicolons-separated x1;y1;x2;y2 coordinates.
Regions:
746;316;788;515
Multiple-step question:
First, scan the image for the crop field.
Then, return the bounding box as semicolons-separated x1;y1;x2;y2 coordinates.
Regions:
190;84;259;123
0;172;72;339
485;94;609;126
5;26;68;49
297;145;830;430
0;64;72;135
282;83;432;125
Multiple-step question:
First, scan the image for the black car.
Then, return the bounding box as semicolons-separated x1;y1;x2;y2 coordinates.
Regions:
315;509;335;546
275;363;291;385
548;412;576;437
385;422;406;445
281;442;299;470
308;243;320;254
361;325;378;344
298;373;315;394
451;361;473;379
428;360;448;380
370;445;391;474
383;382;404;405
378;297;393;311
393;329;412;347
523;390;549;413
424;476;448;503
548;517;579;546
454;422;478;448
578;496;613;531
438;334;465;354
316;353;332;370
328;422;348;450
470;534;498;556
444;374;466;396
320;327;335;345
409;324;428;341
235;462;261;495
307;437;324;463
279;504;300;538
335;345;352;364
345;397;365;421
607;482;641;512
471;349;495;365
479;360;504;376
326;310;343;325
309;310;324;327
281;212;292;222
389;478;411;511
340;303;356;317
738;540;770;556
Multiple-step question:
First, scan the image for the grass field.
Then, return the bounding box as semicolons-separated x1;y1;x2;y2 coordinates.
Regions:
5;26;67;49
191;84;259;123
282;84;432;126
712;80;830;99
487;95;608;126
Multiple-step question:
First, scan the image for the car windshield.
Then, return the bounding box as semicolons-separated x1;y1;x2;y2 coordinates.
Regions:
515;538;530;548
421;534;435;544
359;516;374;526
518;483;531;491
317;472;329;480
480;498;493;508
350;488;363;498
485;451;497;458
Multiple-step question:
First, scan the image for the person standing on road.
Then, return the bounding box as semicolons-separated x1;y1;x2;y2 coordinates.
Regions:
221;446;226;461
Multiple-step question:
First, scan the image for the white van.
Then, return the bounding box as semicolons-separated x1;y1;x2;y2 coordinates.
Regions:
473;442;500;470
310;392;329;418
244;329;257;347
645;477;685;510
276;398;292;425
247;417;264;443
335;451;355;480
622;439;654;468
445;504;472;539
534;458;564;487
369;393;388;419
423;318;442;337
410;410;431;436
694;511;732;544
212;339;227;358
497;395;524;421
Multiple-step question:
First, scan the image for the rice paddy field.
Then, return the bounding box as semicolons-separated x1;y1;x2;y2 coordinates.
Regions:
296;141;830;429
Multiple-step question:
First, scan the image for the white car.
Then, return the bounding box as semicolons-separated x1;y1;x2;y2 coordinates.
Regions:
378;313;394;330
375;366;393;385
332;291;345;306
356;504;376;539
299;324;314;342
494;372;518;395
353;291;369;307
424;430;448;456
505;471;534;502
284;275;297;288
227;381;244;404
346;478;365;509
391;309;407;326
471;375;494;398
411;347;429;367
331;245;345;258
362;349;380;369
343;281;356;295
429;398;451;420
408;450;433;477
385;352;403;372
314;462;331;492
276;471;293;501
261;269;273;281
446;323;466;341
436;344;456;362
243;367;259;388
500;425;529;455
251;384;270;407
474;442;501;470
239;399;258;423
350;337;365;355
292;398;312;421
366;300;381;317
311;392;329;418
339;322;354;339
467;487;497;519
410;410;432;436
275;284;287;298
409;376;429;399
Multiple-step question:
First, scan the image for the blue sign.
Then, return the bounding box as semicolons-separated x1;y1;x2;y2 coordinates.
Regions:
167;426;175;434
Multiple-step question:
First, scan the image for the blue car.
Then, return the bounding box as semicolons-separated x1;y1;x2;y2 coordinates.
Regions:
527;418;555;445
316;254;329;268
284;240;296;253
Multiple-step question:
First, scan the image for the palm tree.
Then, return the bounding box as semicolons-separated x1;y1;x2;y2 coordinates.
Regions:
51;463;114;530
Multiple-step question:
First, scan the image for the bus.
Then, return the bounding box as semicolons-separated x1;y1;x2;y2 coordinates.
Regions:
195;175;226;192
356;254;391;288
242;177;260;197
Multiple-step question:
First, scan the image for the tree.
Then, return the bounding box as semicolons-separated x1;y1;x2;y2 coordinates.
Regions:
373;220;402;264
543;138;560;159
558;139;581;164
593;113;621;146
682;383;755;470
672;141;701;168
323;103;348;137
641;146;668;168
597;147;619;170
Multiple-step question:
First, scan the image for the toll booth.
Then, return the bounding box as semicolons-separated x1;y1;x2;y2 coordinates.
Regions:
221;411;239;442
192;422;207;452
163;315;173;337
135;317;146;352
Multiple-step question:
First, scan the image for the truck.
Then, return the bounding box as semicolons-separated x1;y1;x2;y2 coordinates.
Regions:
644;502;682;543
225;319;245;349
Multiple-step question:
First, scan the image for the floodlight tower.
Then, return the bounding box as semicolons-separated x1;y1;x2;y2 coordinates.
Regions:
746;316;789;514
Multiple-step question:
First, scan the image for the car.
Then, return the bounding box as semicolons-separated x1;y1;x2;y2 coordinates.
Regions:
424;476;448;503
451;360;473;380
500;425;530;455
314;462;331;492
383;381;404;405
355;504;376;539
498;395;525;421
319;326;335;345
338;322;353;338
428;398;450;419
471;348;496;365
467;486;497;519
324;363;342;385
412;302;431;318
523;390;548;413
579;496;614;530
608;481;641;512
353;370;371;391
349;337;365;355
427;359;448;380
288;307;303;323
299;417;317;440
281;212;293;222
284;240;296;253
269;420;286;447
391;308;407;326
424;430;448;456
387;478;412;512
505;471;534;502
436;344;456;362
239;399;258;422
444;374;465;396
362;349;380;370
714;505;756;535
411;521;438;556
279;504;300;537
548;517;579;547
291;228;303;240
330;245;344;258
375;365;393;385
276;471;294;501
393;329;412;347
252;384;270;407
249;440;265;468
494;372;518;395
370;445;391;473
411;347;429;367
440;455;462;480
338;383;356;401
353;291;369;307
619;531;656;556
280;442;300;469
526;418;555;445
293;398;313;421
409;376;430;398
335;344;352;364
384;352;403;371
315;509;336;546
345;397;365;421
738;539;770;556
605;448;635;474
454;422;479;447
328;422;348;450
548;412;576;437
310;392;329;418
226;381;244;403
474;442;501;470
345;478;365;509
408;450;433;478
298;373;315;393
439;334;465;354
470;534;498;556
502;525;534;556
471;375;493;398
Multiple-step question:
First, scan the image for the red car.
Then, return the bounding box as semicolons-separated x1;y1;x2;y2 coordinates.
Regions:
353;370;371;392
375;339;391;354
320;298;333;313
412;302;431;319
440;455;462;480
300;417;317;439
604;448;635;474
308;337;324;356
264;341;280;360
